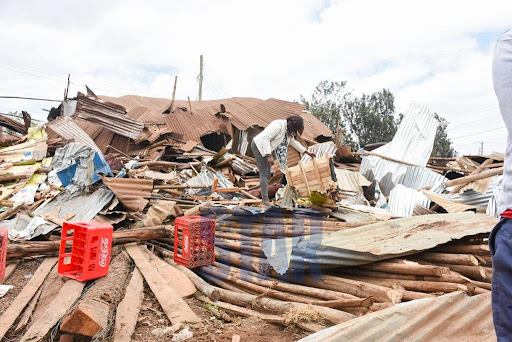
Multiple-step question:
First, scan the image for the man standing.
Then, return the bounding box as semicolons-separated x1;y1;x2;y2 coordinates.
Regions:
491;28;512;341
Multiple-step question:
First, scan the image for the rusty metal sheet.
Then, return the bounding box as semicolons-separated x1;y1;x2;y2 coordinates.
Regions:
74;93;144;140
102;177;153;212
99;95;332;143
46;116;99;151
262;212;498;274
298;292;494;342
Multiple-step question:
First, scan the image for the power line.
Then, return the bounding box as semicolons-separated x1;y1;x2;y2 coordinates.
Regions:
0;96;61;102
451;126;507;140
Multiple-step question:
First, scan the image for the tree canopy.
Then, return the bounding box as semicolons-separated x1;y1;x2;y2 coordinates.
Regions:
301;81;457;157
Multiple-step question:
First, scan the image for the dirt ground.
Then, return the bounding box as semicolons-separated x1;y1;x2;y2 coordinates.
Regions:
133;285;310;342
1;259;311;342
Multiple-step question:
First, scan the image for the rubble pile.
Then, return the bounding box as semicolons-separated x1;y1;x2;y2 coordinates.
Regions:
0;94;499;341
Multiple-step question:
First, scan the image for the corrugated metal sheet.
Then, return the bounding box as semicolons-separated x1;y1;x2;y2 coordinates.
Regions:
46;116;100;151
298;292;494;342
360;104;440;196
401;166;447;190
487;177;502;218
261;212;497;273
388;184;430;217
74;93;144;140
373;104;439;166
102;177;153;212
425;192;478;213
301;141;338;164
454;176;502;208
99;95;332;143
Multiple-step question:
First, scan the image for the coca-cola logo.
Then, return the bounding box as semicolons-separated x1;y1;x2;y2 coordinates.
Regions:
184;235;189;254
99;237;109;267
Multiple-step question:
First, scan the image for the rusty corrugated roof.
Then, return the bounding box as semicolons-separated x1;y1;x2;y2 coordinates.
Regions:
98;94;332;143
74;93;145;140
101;177;153;212
298;292;494;342
46;116;99;151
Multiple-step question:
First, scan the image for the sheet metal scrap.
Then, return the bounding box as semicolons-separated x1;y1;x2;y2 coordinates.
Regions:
73;92;144;140
298;292;494;342
102;177;154;212
261;212;497;274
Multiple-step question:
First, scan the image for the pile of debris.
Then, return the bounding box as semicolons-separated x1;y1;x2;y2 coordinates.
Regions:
0;95;500;341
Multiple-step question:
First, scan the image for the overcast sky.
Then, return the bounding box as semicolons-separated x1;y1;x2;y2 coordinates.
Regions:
0;0;511;155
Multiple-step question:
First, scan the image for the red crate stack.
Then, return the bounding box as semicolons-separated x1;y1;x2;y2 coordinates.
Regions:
0;228;7;282
58;221;113;282
174;216;215;268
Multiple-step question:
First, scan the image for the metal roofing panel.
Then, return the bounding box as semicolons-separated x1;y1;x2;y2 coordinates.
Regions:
388;184;430;217
74;93;144;140
46;116;100;151
261;212;497;273
298;292;494;342
373;104;439;166
424;192;477;213
102;177;154;212
99;95;332;142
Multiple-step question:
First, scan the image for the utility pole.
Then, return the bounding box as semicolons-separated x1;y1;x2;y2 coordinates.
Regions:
198;55;203;101
479;142;484;155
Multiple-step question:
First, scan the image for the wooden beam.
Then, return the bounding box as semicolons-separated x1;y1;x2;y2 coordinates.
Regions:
125;244;201;325
13;288;42;334
19;279;85;342
60;253;132;337
0;257;57;340
113;267;144;342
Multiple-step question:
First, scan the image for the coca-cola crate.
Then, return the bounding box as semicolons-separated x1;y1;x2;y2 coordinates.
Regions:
0;228;7;282
58;221;113;282
174;216;215;268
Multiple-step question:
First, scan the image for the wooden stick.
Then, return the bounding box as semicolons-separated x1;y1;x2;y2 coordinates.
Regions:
433;244;490;255
3;261;19;281
339;268;471;284
439;264;487;280
470;280;492;291
341;275;468;293
213;285;354;325
450;159;493;193
359;261;450;277
416;252;479;266
444;167;503;187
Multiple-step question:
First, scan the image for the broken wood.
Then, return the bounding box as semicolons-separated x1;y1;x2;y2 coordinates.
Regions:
443;167;503;188
113;267;144;342
0;257;57;340
3;261;19;281
60;253;132;337
125;243;201;325
433;244;490;255
13;288;43;334
20;279;85;342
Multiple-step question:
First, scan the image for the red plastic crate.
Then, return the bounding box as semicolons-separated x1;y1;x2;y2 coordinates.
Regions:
58;221;113;282
174;216;215;268
0;228;7;282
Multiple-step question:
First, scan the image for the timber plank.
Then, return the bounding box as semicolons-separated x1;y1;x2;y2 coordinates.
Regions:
125;244;201;325
113;267;144;342
20;279;85;342
0;257;57;340
143;249;196;298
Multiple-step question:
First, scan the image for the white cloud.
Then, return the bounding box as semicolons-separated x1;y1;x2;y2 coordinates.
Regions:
0;0;511;155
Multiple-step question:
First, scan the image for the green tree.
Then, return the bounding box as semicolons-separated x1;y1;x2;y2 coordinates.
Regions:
431;113;457;157
343;89;398;148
